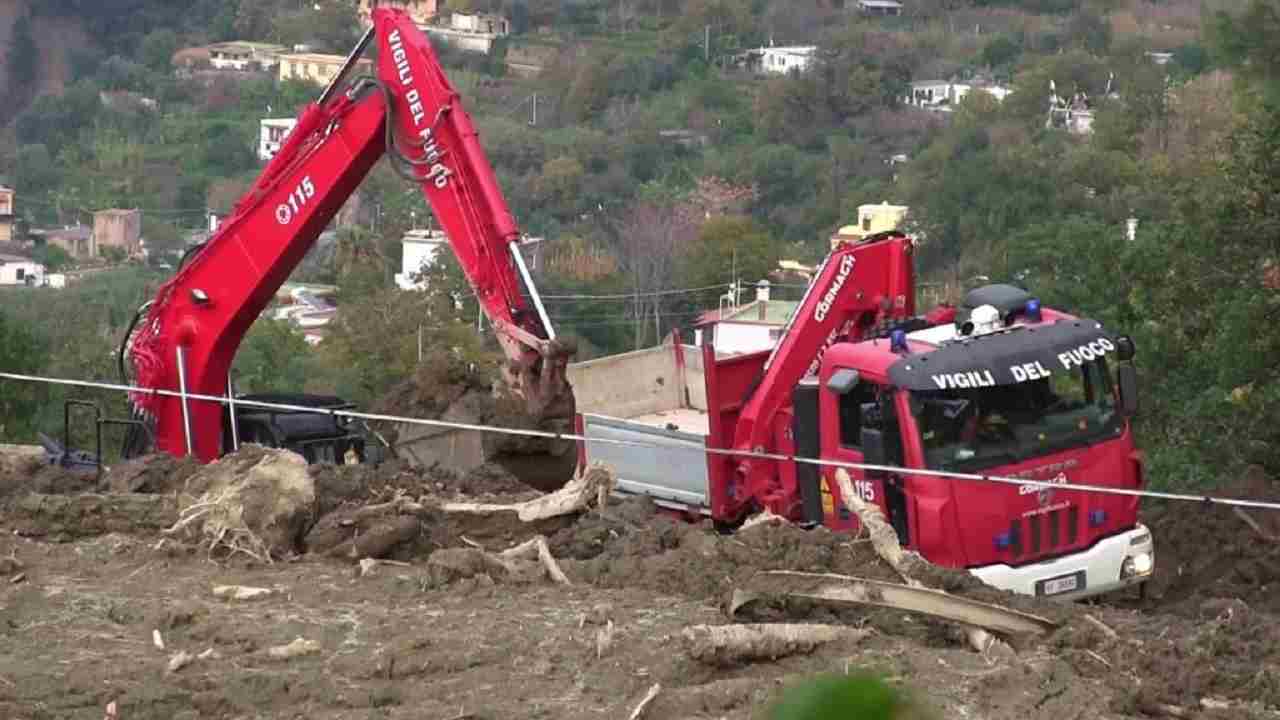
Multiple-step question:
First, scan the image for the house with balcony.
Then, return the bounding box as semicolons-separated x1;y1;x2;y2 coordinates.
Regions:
0;186;14;244
206;42;287;71
259;118;299;161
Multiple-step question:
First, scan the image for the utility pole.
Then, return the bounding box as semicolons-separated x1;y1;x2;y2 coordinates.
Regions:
531;93;537;127
704;25;710;62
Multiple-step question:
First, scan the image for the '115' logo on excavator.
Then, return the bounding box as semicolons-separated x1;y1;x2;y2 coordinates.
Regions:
276;176;317;225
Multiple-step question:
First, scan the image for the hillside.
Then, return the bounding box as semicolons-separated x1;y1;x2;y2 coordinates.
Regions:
0;0;94;127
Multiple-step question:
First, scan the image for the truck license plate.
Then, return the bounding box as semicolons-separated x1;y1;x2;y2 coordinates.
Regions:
1038;571;1084;596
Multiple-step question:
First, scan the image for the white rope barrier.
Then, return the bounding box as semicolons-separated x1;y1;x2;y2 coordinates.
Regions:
4;370;1280;512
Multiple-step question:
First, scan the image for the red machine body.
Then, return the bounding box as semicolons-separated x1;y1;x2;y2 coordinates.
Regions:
128;9;567;461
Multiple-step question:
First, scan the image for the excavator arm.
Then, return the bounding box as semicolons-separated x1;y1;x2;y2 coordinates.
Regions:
127;9;571;462
727;232;916;518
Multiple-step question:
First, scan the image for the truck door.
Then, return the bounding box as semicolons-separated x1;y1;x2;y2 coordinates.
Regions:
817;368;894;533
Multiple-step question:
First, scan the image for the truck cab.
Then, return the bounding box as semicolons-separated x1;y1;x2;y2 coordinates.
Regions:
804;284;1153;599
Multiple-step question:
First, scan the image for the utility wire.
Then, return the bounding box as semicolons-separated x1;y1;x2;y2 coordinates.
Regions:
3;370;1279;513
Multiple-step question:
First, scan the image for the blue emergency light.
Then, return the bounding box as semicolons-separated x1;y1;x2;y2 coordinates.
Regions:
890;328;909;354
1025;298;1042;322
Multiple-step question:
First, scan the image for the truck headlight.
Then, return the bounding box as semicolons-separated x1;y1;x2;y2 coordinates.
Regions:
1121;551;1154;579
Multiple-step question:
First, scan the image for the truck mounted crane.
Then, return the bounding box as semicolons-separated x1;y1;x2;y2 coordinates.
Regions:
579;230;1155;600
120;8;574;466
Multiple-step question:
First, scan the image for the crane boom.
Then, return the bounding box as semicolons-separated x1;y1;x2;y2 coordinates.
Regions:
127;9;571;462
726;232;915;518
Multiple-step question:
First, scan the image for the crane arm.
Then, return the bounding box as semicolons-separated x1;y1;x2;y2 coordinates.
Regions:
729;232;915;516
127;9;569;462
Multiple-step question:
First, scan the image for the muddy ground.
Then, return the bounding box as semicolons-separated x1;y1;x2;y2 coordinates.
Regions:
1;455;1279;719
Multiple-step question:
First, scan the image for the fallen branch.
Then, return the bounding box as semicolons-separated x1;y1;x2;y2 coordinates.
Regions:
358;558;413;577
683;623;869;666
741;510;788;532
1233;507;1279;543
1084;613;1119;641
212;585;276;601
499;536;570;585
731;571;1057;637
440;463;614;522
627;683;662;720
426;536;570;586
834;469;1025;657
267;637;320;661
834;470;929;585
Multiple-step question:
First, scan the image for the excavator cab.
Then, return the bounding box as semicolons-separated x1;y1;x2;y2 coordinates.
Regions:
219;393;383;465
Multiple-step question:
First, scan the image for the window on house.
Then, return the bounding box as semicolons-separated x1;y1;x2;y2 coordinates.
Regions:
15;268;24;281
862;216;871;231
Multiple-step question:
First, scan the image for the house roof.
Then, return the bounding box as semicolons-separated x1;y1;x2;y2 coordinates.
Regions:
859;0;904;7
720;300;800;325
208;41;287;54
41;226;92;241
280;52;367;64
0;253;36;263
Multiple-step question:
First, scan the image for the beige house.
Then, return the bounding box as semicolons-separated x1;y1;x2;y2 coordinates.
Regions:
0;187;13;244
358;0;438;26
42;226;95;259
831;202;910;249
279;53;374;86
94;209;143;257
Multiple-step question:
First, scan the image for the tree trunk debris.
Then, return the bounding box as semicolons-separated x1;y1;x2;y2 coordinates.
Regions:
439;462;614;522
627;683;662;720
683;623;869;666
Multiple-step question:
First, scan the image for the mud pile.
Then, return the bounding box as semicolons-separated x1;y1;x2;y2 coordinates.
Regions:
1136;465;1280;615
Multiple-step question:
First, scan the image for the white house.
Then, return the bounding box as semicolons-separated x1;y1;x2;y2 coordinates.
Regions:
755;45;818;75
693;282;797;356
425;12;510;54
905;80;1011;111
0;254;44;286
857;0;903;16
206;42;286;71
396;228;449;290
259;118;299;161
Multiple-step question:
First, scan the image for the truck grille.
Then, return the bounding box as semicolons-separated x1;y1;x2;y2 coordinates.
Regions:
1009;507;1080;558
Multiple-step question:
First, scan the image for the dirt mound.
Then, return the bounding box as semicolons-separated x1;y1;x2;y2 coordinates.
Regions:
1137;466;1280;615
553;501;903;603
104;454;203;494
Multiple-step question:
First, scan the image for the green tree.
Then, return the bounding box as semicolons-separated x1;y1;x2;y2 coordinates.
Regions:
31;245;73;272
233;319;316;394
6;14;37;89
0;311;50;440
139;29;180;72
681;216;778;291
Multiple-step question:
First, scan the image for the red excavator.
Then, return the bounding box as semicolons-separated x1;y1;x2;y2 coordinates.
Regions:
115;9;573;467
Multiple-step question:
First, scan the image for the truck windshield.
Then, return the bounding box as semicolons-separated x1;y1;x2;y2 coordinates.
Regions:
909;360;1120;471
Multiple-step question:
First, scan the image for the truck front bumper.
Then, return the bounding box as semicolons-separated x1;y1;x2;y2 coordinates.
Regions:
969;524;1154;601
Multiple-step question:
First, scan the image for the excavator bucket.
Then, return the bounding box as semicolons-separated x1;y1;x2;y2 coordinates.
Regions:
489;338;579;491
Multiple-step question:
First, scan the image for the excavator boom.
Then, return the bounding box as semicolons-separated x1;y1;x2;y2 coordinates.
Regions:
127;9;571;462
